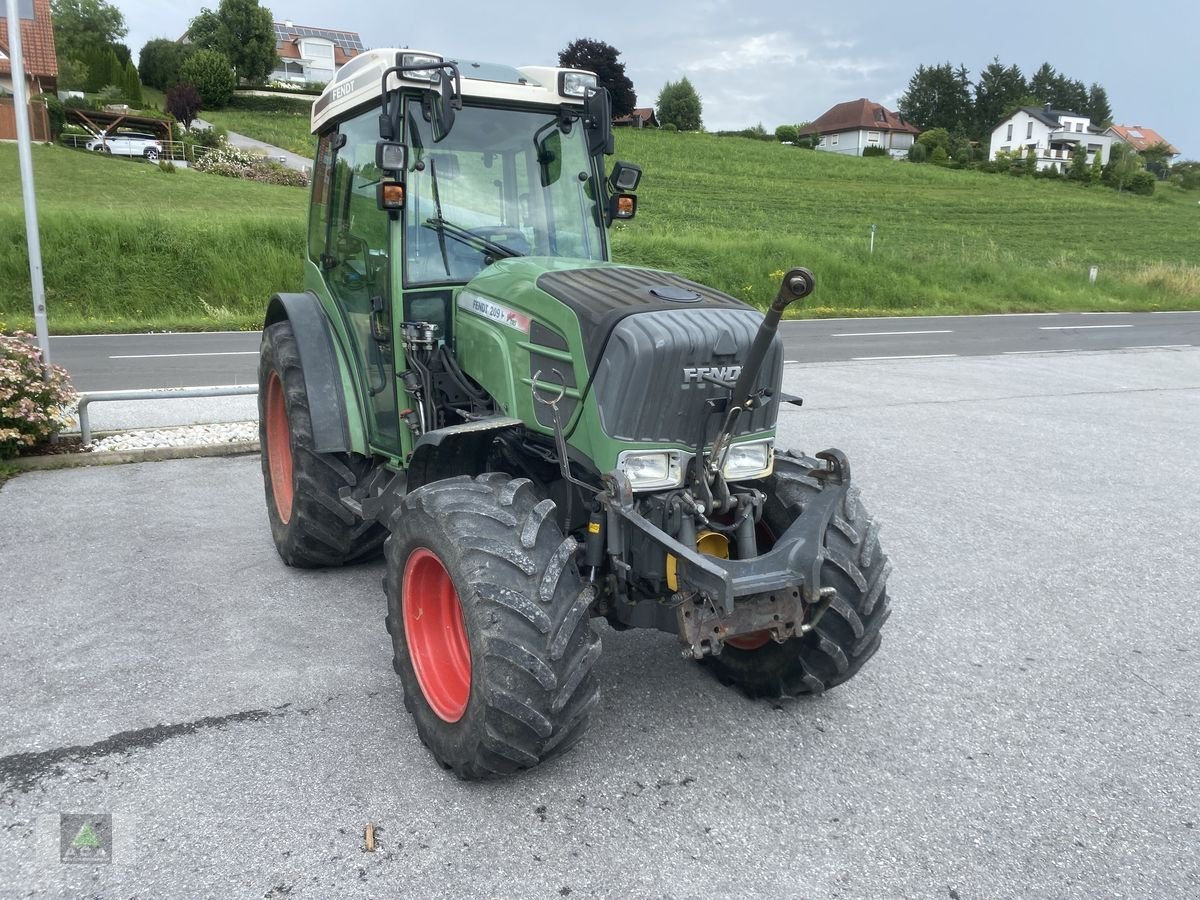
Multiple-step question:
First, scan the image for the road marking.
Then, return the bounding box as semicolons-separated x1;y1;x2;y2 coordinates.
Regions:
1037;325;1134;330
1080;311;1132;315
109;351;260;359
54;330;260;338
1004;349;1084;355
851;354;958;361
1150;310;1197;314
832;329;954;337
1125;344;1193;350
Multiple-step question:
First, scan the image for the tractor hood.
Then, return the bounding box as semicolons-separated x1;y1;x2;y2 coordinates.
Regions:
465;259;752;374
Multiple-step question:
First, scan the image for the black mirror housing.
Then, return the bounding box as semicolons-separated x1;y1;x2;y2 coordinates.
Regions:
608;161;642;192
583;87;614;156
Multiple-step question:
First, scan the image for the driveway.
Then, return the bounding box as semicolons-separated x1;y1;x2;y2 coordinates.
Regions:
2;348;1197;898
192;117;312;173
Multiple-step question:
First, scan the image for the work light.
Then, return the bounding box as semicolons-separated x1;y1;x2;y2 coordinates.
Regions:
559;70;598;98
400;53;443;80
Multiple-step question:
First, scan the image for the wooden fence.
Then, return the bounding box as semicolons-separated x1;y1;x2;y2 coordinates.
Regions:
0;97;51;142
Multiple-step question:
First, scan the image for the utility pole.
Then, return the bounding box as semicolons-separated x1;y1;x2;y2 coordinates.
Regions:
4;0;52;365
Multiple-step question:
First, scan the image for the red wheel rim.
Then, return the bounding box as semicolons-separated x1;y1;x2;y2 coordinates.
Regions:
403;549;472;723
264;371;294;524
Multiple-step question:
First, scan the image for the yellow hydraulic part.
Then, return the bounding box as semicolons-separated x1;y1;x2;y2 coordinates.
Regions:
666;529;730;591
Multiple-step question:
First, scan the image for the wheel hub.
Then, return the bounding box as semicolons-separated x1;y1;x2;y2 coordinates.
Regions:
264;371;294;523
403;548;472;723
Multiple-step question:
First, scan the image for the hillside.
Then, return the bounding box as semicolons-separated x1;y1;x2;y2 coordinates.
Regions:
1;134;1197;333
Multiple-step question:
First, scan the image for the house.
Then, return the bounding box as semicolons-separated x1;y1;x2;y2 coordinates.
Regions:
988;105;1113;171
0;0;57;141
269;21;363;85
614;107;658;128
0;0;58;96
1105;124;1180;158
798;98;919;158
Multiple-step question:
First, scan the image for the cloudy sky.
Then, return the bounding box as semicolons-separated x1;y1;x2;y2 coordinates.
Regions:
115;0;1195;157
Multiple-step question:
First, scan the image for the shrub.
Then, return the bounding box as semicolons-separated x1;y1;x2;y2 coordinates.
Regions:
661;122;678;132
182;49;236;109
862;145;889;158
167;83;202;129
930;146;949;166
193;145;309;187
0;332;76;459
1129;171;1156;196
228;92;314;113
34;93;65;139
774;124;798;144
158;160;177;173
907;142;927;163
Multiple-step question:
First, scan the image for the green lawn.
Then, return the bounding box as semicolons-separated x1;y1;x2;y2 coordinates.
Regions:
0;143;304;333
1;130;1198;334
200;96;316;157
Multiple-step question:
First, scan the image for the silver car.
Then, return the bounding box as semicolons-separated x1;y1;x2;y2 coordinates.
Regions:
85;131;163;161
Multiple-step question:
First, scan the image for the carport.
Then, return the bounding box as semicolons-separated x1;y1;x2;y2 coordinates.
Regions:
66;107;172;143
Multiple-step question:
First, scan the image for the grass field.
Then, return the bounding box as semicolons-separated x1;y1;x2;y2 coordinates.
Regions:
2;129;1198;333
200;100;315;158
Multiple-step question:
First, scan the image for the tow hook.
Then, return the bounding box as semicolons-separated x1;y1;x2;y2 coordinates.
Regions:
678;586;837;659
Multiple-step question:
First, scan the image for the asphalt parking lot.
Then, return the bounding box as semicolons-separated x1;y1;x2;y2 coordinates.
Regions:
2;347;1198;899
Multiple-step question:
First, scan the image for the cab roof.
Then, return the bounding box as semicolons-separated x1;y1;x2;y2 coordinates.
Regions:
310;48;593;134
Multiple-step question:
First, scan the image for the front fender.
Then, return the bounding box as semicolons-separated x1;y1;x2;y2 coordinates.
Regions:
265;292;365;455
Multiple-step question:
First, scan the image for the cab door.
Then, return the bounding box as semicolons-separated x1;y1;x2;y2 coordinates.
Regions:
313;110;402;453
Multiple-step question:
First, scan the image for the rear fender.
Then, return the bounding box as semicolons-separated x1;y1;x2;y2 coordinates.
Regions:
265;293;365;455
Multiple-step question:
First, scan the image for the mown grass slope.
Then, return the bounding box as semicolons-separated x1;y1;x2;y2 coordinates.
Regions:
0;144;305;333
2;130;1198;333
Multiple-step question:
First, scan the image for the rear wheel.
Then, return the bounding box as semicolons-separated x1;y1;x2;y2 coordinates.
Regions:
701;451;892;697
385;474;601;778
258;320;385;567
144;147;160;161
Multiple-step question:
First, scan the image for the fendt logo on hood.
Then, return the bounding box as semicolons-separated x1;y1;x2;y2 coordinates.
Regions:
683;365;742;386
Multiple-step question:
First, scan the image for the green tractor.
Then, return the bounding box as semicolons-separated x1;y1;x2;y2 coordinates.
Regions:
258;50;892;778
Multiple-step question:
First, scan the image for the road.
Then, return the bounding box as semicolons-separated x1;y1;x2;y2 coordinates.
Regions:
2;348;1197;898
48;310;1200;391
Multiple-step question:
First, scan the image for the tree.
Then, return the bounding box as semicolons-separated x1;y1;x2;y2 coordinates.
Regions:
974;57;1028;139
1089;149;1104;185
51;0;126;64
1028;62;1057;105
655;77;702;131
181;49;236;108
774;124;798;144
557;38;636;118
122;61;143;107
140;38;196;91
1140;141;1174;179
1068;144;1089;181
187;0;276;84
57;56;89;91
898;62;973;133
167;83;202;129
1025;145;1038;176
1085;83;1112;126
1104;142;1142;192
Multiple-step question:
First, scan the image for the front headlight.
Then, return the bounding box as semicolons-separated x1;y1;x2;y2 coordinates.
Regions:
722;440;774;481
617;449;686;491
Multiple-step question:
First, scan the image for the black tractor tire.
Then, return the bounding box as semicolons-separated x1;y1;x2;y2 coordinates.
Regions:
258;320;385;568
701;451;893;697
384;474;602;779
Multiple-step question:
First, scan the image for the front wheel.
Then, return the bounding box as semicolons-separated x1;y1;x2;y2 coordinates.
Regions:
384;474;601;778
701;451;893;697
144;147;160;161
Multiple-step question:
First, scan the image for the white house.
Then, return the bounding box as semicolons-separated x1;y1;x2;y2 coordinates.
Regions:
269;21;363;85
799;98;920;159
989;105;1113;171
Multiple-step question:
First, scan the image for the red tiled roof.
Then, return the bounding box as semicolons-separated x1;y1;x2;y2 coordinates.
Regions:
614;107;658;126
799;98;919;137
0;0;59;80
1107;124;1179;155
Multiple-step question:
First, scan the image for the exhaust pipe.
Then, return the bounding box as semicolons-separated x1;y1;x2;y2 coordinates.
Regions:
707;267;814;476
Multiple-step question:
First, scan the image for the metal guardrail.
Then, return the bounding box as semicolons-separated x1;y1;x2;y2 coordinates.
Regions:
59;133;215;164
77;384;258;446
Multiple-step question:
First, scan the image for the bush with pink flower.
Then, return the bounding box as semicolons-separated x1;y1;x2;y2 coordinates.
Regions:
0;332;77;459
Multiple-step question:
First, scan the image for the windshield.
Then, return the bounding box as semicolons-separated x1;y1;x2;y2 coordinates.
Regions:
403;98;606;284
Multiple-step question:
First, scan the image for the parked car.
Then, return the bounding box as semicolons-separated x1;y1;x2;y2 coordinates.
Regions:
85;132;163;161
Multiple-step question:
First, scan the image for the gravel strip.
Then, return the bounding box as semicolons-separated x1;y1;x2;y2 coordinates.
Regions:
88;421;258;453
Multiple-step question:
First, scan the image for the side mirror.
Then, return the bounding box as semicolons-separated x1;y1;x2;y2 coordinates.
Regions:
430;69;457;142
608;161;642;192
583;86;614;156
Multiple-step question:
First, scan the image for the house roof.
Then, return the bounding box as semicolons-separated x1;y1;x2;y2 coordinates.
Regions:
1010;106;1104;135
273;22;363;67
613;107;658;127
798;98;919;137
1107;124;1180;155
0;0;58;81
